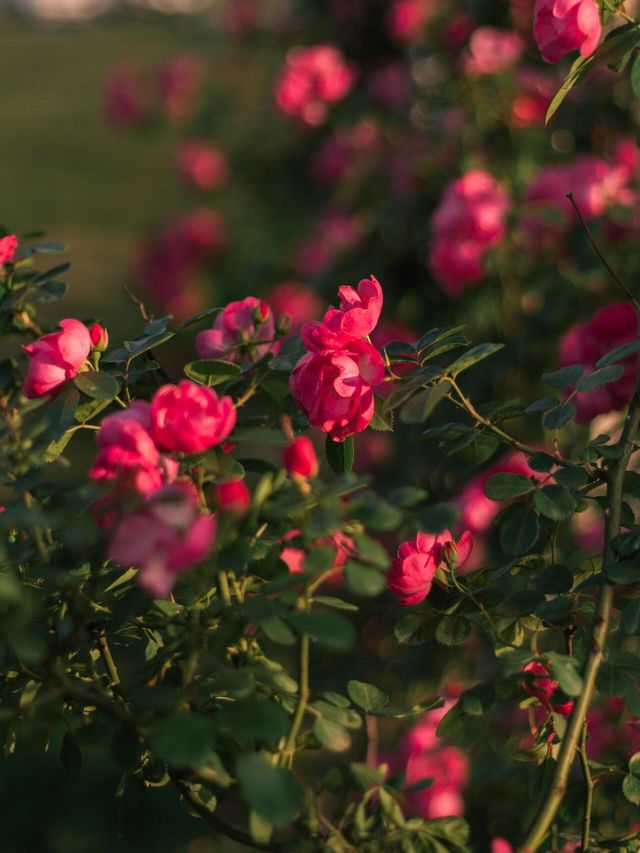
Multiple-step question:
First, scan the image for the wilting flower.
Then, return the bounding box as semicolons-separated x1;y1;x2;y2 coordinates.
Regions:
23;319;92;399
109;481;216;597
533;0;601;64
388;530;473;606
151;380;236;454
196;296;276;363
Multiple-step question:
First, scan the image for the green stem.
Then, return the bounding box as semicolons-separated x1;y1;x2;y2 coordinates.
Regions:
579;723;594;852
279;587;311;767
96;629;120;687
520;381;640;850
217;570;232;606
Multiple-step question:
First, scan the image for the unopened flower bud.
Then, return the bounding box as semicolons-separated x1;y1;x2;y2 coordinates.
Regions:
213;478;251;516
252;300;271;326
275;313;292;337
89;323;109;352
284;436;319;480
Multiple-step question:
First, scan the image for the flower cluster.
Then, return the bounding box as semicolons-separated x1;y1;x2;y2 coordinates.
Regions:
91;380;235;595
429;171;510;295
290;277;386;441
274;44;357;127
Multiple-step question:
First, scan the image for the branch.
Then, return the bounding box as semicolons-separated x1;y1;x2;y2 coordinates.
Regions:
520;341;640;850
578;723;594;852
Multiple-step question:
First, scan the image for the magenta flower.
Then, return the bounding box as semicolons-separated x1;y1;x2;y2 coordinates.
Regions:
462;28;524;76
151;380;236;454
387;530;473;606
196;296;276;363
0;234;18;265
23;319;92;399
533;0;601;63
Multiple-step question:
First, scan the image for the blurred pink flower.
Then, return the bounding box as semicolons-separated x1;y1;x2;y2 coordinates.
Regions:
176;140;230;192
463;27;523;76
196;296;276;363
104;66;148;129
294;210;364;276
274;44;357;127
267;281;322;336
510;69;556;128
109;480;216;597
157;55;205;123
558;301;637;422
386;0;438;44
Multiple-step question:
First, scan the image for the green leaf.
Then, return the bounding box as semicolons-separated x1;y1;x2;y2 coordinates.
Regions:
74;371;119;401
394;612;430;645
500;505;540;556
542;364;583;388
631;52;640;98
484;473;534;500
33;279;68;302
351;532;390;569
236;754;302;829
184;359;243;386
347;680;389;711
578;365;624;392
325;435;354;474
313;717;351;752
546;652;584;697
217;698;290;747
344;561;386;597
287;610;356;651
533;485;577;521
622;599;640;634
399;381;451;425
435;616;470;646
543;402;576;430
370;395;394;431
147;714;216;767
445;343;504;378
596;339;640;368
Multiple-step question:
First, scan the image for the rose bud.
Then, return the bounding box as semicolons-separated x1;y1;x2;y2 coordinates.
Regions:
213;478;251;516
275;313;292;337
89;323;109;352
284;436;319;480
0;234;18;265
252;299;271;326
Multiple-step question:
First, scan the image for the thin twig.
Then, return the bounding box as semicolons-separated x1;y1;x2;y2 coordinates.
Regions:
279;587;311;768
566;193;639;308
578;722;594;852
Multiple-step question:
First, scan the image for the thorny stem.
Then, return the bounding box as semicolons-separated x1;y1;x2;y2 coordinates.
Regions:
520;358;640;850
280;586;311;768
447;563;519;650
96;628;121;687
578;723;594;852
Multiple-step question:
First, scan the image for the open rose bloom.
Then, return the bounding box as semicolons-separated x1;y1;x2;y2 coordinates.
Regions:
23;319;92;399
388;530;473;606
533;0;601;63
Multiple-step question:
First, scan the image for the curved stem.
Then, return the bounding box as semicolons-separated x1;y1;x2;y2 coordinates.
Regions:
448;565;518;650
279;587;311;767
520;382;640;850
579;723;594;852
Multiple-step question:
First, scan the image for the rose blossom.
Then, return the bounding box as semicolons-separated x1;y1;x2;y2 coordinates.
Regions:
290;335;385;441
284;436;319;479
151;380;236;454
558;301;637;422
430;171;510;295
23;319;92;399
522;661;574;717
387;530;473;606
196;296;276;363
533;0;601;64
176;140;230;192
0;234;18;264
280;530;354;579
90;401;177;497
385;0;437;43
274;44;357;127
462;28;524;76
109;481;216;597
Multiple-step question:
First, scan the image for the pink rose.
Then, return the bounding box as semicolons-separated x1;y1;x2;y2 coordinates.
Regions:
109;481;216;597
290;337;385;441
510;70;556;128
558;301;637;422
430;171;510;295
23;319;92;399
212;478;251;516
522;661;574;717
404;747;468;818
176;140;230;192
463;28;524;76
90;401;178;497
491;841;513;853
385;0;437;43
320;276;383;339
196;297;275;363
284;436;319;479
274;44;357;127
387;530;473;606
0;234;18;264
533;0;601;63
151;380;236;454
